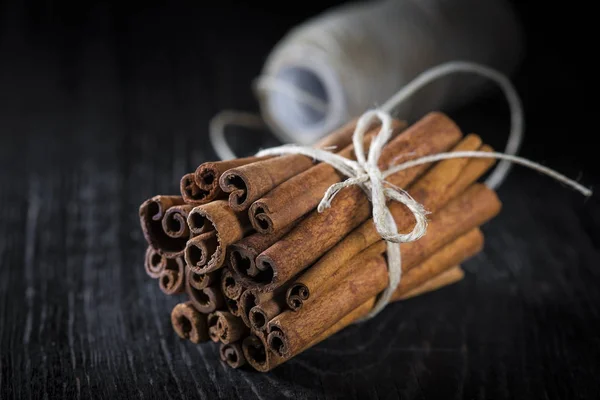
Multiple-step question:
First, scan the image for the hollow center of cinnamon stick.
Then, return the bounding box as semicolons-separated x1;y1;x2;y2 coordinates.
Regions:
246;338;267;365
147;202;161;221
226;351;238;363
226;298;238;313
253;207;269;231
176;316;192;339
189;213;212;233
202;173;215;186
187;245;204;267
231;250;252;275
223;175;248;204
150;253;162;268
224;276;236;291
161;274;172;289
190;287;210;306
250;310;266;330
269;334;286;358
165;216;182;234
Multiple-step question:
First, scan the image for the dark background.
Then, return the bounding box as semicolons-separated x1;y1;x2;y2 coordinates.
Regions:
1;1;599;399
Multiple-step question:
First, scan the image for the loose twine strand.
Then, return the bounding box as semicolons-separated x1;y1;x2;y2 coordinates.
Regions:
256;62;592;319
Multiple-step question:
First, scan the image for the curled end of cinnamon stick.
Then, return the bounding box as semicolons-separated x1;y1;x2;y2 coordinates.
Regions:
267;327;290;358
159;257;186;295
221;268;244;300
171;302;209;344
208;311;248;344
220;342;247;369
249;306;269;332
162;205;192;239
184;232;219;273
219;171;251;211
229;245;260;279
139;195;186;254
285;283;310;311
186;284;224;314
180;173;211;204
249;201;275;234
238;289;260;327
186;268;217;291
187;207;215;235
247;254;276;290
226;297;241;317
242;335;272;372
144;246;166;278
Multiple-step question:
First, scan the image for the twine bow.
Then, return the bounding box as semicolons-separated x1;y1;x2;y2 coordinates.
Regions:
257;109;430;318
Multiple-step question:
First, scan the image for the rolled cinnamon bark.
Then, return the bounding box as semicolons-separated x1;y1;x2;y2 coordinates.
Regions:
392;228;482;298
171;302;209;344
286;136;493;309
186;282;225;314
207;311;249;344
220;342;247;369
186;269;219;291
226;297;242;317
221;268;245;300
219;120;359;211
398;266;465;300
248;294;287;332
185;200;249;273
248;119;406;235
242;334;278;372
182;156;270;205
238;288;274;328
161;205;193;239
252;113;463;291
158;256;186;295
266;184;501;359
229;222;296;282
139;195;186;256
144;246;166;278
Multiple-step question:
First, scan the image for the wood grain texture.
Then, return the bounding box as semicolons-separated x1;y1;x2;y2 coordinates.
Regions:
1;1;599;399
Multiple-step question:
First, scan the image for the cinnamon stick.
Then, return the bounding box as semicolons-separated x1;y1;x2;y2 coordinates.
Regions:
220;342;247;369
161;204;193;239
238;288;274;328
186;269;219;291
251;112;463;291
171;302;209;344
248;294;287;332
286;136;493;309
266;184;501;359
392;228;482;298
185;200;249;273
226;297;242;317
139;195;186;256
158;256;186;295
207;311;249;344
186;281;225;314
182;156;270;205
398;266;465;300
229;222;296;283
219;119;359;211
248;119;406;235
221;268;245;300
144;246;166;278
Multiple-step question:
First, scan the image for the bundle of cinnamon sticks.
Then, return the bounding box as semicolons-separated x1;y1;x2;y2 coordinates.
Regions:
139;112;502;371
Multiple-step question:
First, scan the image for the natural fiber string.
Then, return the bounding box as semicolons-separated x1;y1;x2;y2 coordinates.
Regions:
257;63;592;319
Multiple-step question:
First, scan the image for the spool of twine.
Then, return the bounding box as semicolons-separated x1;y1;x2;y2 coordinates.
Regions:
253;0;523;146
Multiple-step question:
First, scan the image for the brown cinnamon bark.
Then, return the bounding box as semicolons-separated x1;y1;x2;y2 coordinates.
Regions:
226;297;242;317
207;311;249;344
158;256;186;295
186;282;225;314
252;112;463;291
139;195;186;256
398;266;465;300
248;119;406;235
220;342;247;368
286;136;493;309
238;288;274;328
171;302;209;344
219;120;359;211
161;204;193;239
182;156;270;205
392;228;482;298
266;184;501;359
221;268;245;300
185;200;249;273
186;269;219;291
229;222;296;283
248;294;287;332
144;246;166;278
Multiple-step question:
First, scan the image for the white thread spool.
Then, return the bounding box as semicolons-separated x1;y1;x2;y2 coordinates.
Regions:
254;0;523;146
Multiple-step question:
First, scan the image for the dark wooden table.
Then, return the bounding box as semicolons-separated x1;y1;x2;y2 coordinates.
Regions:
1;2;599;399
